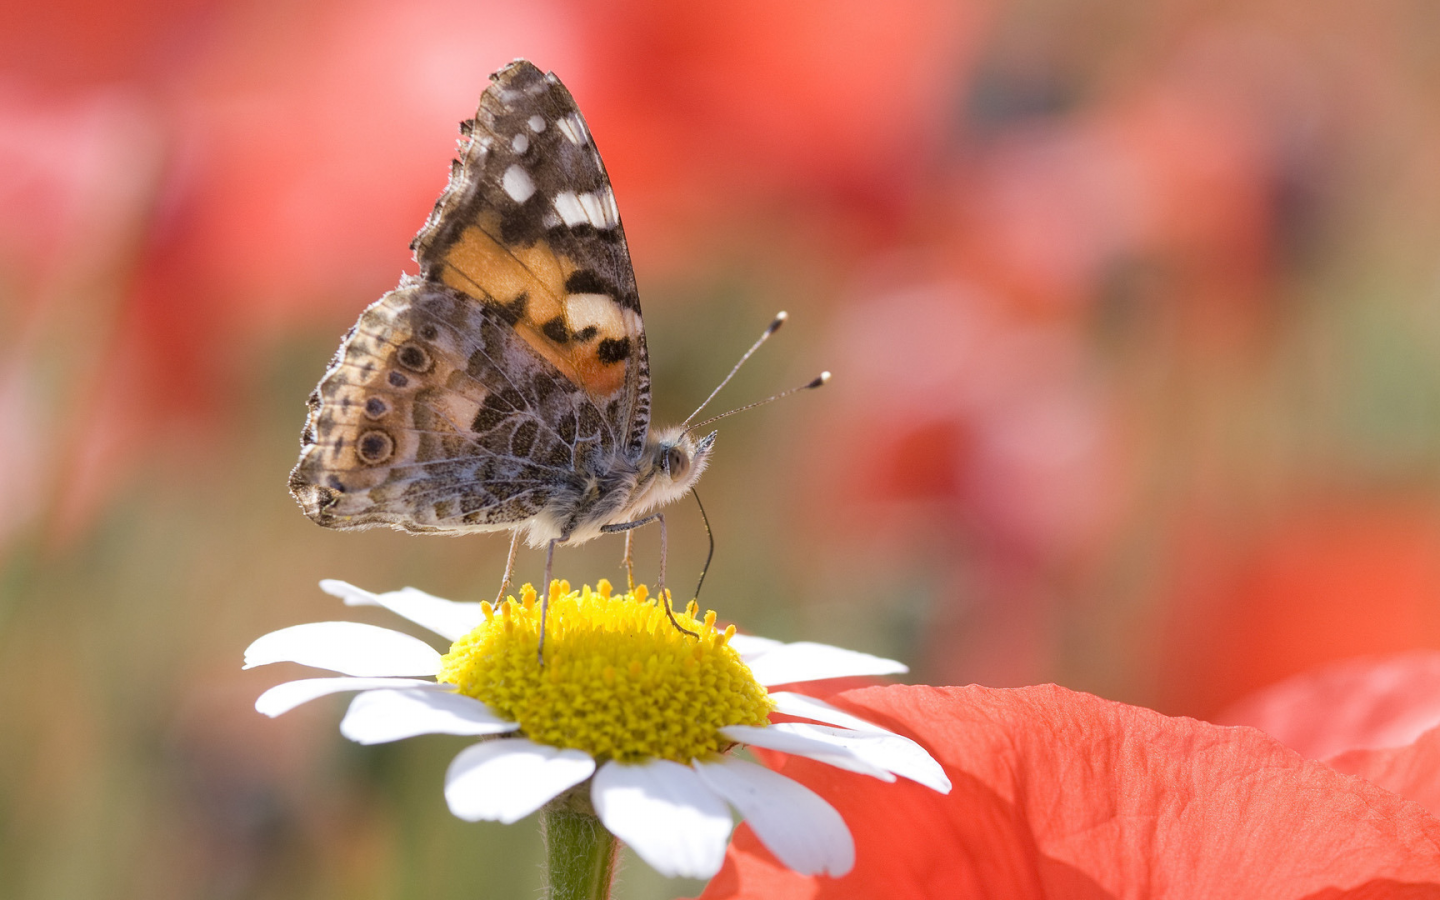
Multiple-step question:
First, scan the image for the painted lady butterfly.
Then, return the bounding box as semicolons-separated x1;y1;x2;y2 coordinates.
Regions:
288;60;815;627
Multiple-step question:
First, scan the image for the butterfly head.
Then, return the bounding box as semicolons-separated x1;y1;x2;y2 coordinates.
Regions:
635;427;716;510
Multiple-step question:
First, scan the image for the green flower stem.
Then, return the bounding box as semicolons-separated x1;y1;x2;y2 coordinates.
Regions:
543;799;619;900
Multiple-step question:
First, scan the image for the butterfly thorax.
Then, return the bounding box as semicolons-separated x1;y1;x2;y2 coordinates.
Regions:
523;425;712;546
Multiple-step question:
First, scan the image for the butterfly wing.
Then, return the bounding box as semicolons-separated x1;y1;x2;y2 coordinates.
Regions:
289;281;613;533
411;59;651;463
291;60;650;537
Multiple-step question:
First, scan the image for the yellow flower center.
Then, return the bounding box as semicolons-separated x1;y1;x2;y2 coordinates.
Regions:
437;580;773;764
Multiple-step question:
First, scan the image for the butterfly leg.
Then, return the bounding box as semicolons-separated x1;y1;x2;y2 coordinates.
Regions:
601;515;697;638
538;537;560;665
622;530;636;591
495;530;521;605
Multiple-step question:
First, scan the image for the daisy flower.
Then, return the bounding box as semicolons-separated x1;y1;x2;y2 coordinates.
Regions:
244;579;950;889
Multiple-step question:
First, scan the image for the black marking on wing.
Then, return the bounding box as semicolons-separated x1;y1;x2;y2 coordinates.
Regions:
541;316;569;343
565;270;619;298
597;337;630;365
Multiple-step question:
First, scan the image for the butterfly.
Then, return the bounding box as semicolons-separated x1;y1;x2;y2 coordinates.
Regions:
288;59;815;633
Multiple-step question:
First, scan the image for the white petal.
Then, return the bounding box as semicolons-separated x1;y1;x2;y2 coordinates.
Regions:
320;579;379;604
445;738;595;824
743;642;908;686
255;677;446;716
693;756;854;876
339;688;519;744
769;691;893;734
321;579;485;642
762;722;951;793
243;622;442;676
592;760;733;879
721;724;894;781
725;633;784;660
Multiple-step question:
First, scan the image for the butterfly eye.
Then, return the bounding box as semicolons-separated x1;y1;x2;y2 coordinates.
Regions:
664;446;689;479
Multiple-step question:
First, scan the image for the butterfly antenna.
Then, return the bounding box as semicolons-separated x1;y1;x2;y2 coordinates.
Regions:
684;371;830;435
691;489;715;602
681;312;789;429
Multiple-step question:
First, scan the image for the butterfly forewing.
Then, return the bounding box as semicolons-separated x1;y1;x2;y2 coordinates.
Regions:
411;59;650;462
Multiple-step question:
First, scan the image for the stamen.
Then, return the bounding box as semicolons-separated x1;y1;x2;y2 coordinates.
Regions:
437;581;773;763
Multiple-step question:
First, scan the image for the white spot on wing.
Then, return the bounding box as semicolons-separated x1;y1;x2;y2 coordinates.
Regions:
511;133;529;154
600;187;619;227
569;113;590;143
557;114;586;146
553;191;588;227
622;308;643;337
502;165;535;203
528;115;546;133
565;293;625;338
578;192;617;229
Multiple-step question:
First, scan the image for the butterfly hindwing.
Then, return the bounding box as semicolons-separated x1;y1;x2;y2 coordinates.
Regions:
411;59;651;463
289;282;612;533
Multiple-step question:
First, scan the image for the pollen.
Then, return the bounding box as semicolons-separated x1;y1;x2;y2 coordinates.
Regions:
437;580;773;764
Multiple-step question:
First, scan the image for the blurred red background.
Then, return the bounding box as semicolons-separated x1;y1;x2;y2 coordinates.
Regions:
5;1;1440;897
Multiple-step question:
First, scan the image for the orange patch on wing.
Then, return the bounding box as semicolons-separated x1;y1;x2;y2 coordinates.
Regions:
573;352;625;397
440;220;564;312
437;216;629;403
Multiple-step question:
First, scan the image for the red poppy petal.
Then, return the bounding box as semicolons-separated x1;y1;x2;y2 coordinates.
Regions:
1327;725;1440;819
700;684;1440;899
1217;652;1440;759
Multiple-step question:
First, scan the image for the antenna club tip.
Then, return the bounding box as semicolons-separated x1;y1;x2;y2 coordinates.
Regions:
808;371;831;389
766;311;788;334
